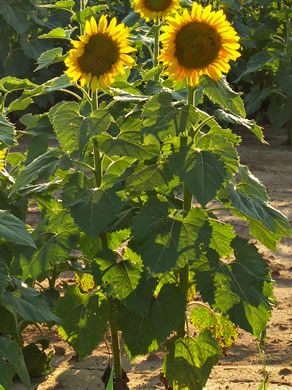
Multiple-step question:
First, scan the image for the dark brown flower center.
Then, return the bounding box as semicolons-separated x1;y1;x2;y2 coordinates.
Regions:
175;22;222;69
77;33;119;77
143;0;172;11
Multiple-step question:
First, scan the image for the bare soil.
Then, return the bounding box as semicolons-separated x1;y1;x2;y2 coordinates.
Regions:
11;126;292;390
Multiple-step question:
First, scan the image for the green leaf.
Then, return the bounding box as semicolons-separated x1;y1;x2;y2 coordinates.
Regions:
0;114;16;145
55;285;108;359
7;97;33;113
0;76;37;92
0;305;19;338
20;211;79;279
119;283;186;359
2;281;60;323
0;337;31;389
190;306;238;350
0;210;35;247
35;48;64;71
214;109;267;144
10;148;60;195
235;51;271;82
200;76;245;117
209;219;236;258
142;92;199;141
125;162;171;191
163;331;221;390
224;185;291;238
100;131;159;160
130;200;207;274
62;172;123;239
22;343;53;377
38;1;75;11
168;146;227;207
195;127;240;176
94;247;143;300
50;102;112;157
193;238;273;336
38;27;74;40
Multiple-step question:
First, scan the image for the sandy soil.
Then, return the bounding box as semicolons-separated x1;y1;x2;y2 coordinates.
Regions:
11;126;292;390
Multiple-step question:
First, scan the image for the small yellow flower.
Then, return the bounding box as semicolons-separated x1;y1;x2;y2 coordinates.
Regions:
158;2;241;86
64;15;136;91
133;0;179;21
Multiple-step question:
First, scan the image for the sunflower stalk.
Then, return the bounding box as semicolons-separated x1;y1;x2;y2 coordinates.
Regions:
93;138;103;187
177;85;196;338
153;19;161;68
108;297;123;384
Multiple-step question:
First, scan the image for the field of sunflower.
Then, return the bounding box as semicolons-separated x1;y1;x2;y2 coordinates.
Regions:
0;1;291;389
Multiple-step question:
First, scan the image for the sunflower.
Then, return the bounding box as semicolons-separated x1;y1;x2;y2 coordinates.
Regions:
133;0;180;21
158;2;241;85
64;15;136;91
0;147;5;173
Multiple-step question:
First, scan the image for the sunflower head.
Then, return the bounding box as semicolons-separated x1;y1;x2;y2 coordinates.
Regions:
64;15;136;91
158;2;241;86
133;0;179;21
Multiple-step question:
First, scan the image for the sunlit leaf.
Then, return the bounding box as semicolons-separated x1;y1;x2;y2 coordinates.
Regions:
162;331;221;390
168;146;227;207
200;76;245;117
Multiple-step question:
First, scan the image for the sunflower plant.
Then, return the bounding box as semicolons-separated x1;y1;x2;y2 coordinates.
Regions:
0;1;290;390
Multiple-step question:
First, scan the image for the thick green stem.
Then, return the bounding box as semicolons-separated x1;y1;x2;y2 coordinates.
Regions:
153;19;160;68
109;299;123;382
93;138;102;187
177;85;196;339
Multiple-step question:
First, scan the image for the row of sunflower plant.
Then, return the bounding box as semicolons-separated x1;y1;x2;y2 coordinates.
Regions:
0;1;291;389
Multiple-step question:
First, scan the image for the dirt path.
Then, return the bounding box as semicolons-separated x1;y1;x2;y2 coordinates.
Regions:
11;126;292;390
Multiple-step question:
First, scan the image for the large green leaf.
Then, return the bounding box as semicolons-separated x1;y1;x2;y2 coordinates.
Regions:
224;185;291;238
0;337;30;389
20;211;79;279
10;148;60;195
142;92;199;141
125;162;171;191
118;283;186;359
200;76;245;117
168;146;227;207
162;331;221;390
214;109;267;144
54;285;108;359
193;238;273;336
62;172;123;239
195;127;240;176
2;280;60;323
0;210;35;247
100;130;159;160
0;114;16;145
50;102;112;157
130;200;207;274
208;219;236;258
94;247;143;300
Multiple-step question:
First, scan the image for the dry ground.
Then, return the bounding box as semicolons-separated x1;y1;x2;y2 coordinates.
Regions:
11;126;292;390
